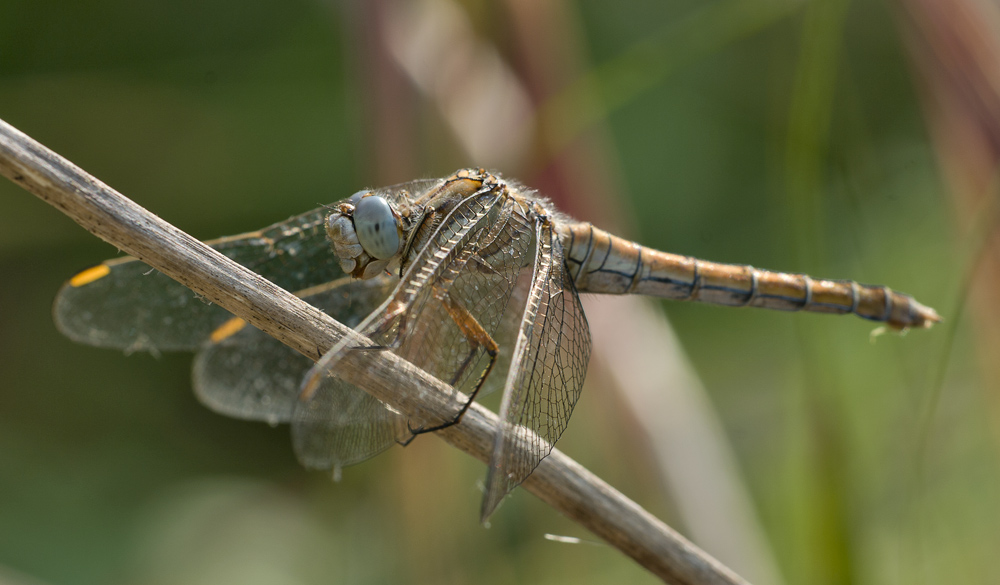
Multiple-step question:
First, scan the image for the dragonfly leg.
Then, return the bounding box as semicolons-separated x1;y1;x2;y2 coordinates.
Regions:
407;290;498;437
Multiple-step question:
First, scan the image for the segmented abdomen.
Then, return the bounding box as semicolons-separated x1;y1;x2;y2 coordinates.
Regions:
558;222;940;330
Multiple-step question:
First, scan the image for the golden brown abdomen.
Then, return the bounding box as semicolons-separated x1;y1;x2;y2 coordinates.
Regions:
558;222;940;330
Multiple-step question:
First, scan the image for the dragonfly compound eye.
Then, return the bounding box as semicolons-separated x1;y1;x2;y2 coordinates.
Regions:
353;195;400;260
346;190;366;206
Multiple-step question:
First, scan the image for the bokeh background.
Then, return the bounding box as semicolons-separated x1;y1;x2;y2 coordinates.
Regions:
1;0;996;583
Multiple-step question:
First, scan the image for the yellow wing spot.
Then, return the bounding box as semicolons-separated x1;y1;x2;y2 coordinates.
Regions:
211;317;248;343
70;264;111;287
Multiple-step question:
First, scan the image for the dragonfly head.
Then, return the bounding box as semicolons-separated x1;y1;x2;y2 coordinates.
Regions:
326;191;407;279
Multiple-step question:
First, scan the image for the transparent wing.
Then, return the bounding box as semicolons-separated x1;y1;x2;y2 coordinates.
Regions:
193;275;396;425
292;189;536;469
53;206;341;352
481;220;592;520
475;269;532;399
54;179;445;353
292;371;412;469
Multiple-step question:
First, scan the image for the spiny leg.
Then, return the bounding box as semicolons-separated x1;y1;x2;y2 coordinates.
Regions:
404;288;498;440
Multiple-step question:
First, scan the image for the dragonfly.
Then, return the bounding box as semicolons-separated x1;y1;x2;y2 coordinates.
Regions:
54;168;940;520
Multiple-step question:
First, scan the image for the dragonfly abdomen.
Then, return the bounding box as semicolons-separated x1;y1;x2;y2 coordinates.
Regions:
559;222;940;330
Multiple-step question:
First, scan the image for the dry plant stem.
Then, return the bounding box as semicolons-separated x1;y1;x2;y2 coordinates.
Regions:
0;117;749;585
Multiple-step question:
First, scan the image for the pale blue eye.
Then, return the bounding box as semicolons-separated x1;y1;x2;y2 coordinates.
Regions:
346;190;366;206
353;195;399;260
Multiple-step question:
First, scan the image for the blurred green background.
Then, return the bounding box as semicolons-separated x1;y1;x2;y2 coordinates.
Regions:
1;0;993;584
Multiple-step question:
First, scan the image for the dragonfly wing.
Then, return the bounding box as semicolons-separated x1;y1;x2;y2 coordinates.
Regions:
55;258;228;353
54;206;343;352
193;276;395;424
290;275;416;469
475;270;531;399
194;325;306;424
292;376;411;469
481;220;591;521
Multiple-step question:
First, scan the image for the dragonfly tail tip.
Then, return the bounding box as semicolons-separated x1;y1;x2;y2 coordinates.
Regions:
913;300;942;328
